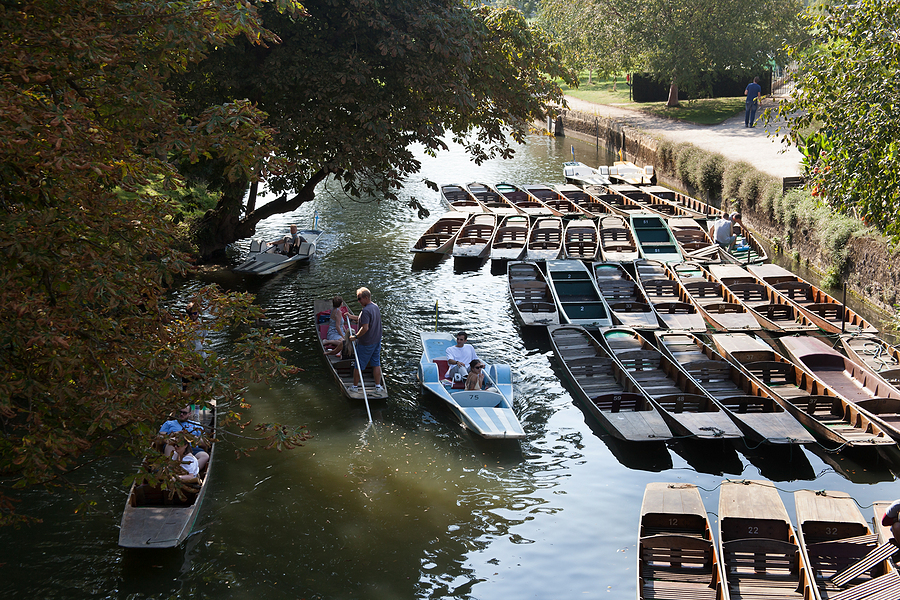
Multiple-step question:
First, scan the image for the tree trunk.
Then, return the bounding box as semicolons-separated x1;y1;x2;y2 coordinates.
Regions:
667;82;680;108
587;68;593;85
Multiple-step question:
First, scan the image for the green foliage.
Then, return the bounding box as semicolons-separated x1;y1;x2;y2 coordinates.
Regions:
0;0;307;525
174;1;577;257
721;161;756;202
622;0;802;104
777;0;900;243
537;1;629;79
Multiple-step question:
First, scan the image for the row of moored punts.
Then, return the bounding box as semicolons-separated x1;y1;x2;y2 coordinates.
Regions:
639;480;900;600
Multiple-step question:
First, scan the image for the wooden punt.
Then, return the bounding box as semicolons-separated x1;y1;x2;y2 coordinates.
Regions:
562;160;613;187
780;335;900;440
584;185;631;215
708;264;818;332
490;214;530;261
451;213;497;258
507;261;559;327
410;212;469;254
643;186;724;219
635;259;708;333
493;182;561;217
466;182;522;217
592;261;660;330
748;264;877;334
610;183;708;219
549;325;671;441
671;262;761;332
724;222;769;265
563;219;600;261
600;327;742;439
119;403;216;548
668;217;726;264
523;184;592;219
525;216;564;261
546;259;613;328
718;480;817;600
314;299;388;400
440;183;485;213
841;334;900;390
794;489;897;599
711;333;896;448
655;331;814;444
638;482;725;600
598;215;640;262
554;183;614;218
630;213;683;263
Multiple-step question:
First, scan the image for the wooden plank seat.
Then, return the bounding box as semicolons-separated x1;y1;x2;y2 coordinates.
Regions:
684;281;722;300
517;301;556;313
744;361;796;386
772;281;811;300
654;302;696;314
657;394;706;414
703;302;745;314
728;283;769;302
723;538;804;598
830;570;900;600
759;304;796;321
456;236;489;246
600;282;640;299
610;301;653;312
419;233;453;248
616;349;663;371
592;392;643;413
511;281;551;301
643;280;681;297
832;541;900;586
640;534;719;600
804;303;843;320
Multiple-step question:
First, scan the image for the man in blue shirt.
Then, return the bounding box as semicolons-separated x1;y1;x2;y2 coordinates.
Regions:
745;76;762;128
160;406;209;470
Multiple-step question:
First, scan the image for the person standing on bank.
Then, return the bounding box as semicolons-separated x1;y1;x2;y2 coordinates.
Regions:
348;287;383;393
744;76;762;128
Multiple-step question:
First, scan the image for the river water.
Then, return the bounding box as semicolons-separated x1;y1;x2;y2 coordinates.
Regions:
3;134;899;600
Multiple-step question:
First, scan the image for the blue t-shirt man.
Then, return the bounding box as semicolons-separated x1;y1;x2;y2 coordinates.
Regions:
745;77;762;127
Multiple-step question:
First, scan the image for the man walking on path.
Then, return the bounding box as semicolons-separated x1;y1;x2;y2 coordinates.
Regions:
744;77;762;128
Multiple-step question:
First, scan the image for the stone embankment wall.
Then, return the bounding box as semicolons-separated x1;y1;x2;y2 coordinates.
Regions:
542;107;900;318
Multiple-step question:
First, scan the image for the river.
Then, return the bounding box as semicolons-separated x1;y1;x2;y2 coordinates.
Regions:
2;133;899;600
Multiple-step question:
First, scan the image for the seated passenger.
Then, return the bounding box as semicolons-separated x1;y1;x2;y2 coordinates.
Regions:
465;360;486;391
323;296;353;356
446;331;479;383
267;224;303;255
160;406;209;471
170;440;201;482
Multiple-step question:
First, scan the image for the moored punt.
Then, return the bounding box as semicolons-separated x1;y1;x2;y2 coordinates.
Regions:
794;489;896;599
562;160;613;187
643;186;724;219
563;219;600;261
525;216;564;261
724;222;769;265
638;482;725;600
655;331;814;444
608;183;684;218
601;327;742;439
718;480;817;600
671;262;761;332
493;182;561;217
635;259;708;333
451;213;497;259
630;213;683;263
507;261;559;327
549;325;671;441
523;184;592;218
592;262;660;330
841;334;900;390
410;212;469;254
598;215;640;262
711;333;896;448
490;215;530;261
554;183;614;218
466;182;522;217
417;332;524;440
314;299;389;401
546;259;613;328
708;264;818;332
668;217;725;264
779;336;900;440
748;264;877;334
119;403;216;548
440;184;485;213
605;161;655;185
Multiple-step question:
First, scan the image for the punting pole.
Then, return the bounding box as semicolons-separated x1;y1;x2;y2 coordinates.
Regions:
346;314;372;424
571;145;575;161
434;300;439;332
841;282;847;333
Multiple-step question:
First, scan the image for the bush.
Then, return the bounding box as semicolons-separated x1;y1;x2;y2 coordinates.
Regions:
721;162;754;202
696;154;726;198
675;145;702;186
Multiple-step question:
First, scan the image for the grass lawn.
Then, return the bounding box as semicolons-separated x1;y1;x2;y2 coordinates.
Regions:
559;72;746;126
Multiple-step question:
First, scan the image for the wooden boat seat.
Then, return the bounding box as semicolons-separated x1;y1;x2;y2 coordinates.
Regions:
702;302;744;314
615;350;662;371
654;302;696;315
804;303;843;320
643;280;680;297
727;283;769;302
418;233;452;248
684;281;721;299
773;281;811;300
592;392;643;413
745;361;795;385
830;569;900;600
759;303;796;321
598;282;637;299
681;360;732;384
518;301;556;313
674;230;707;243
456;236;489;246
610;301;652;313
511;282;551;301
722;537;800;578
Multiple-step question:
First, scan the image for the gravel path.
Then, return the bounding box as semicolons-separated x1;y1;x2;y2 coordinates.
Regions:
563;96;803;180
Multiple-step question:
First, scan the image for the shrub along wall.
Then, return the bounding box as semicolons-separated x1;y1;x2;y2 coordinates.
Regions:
554;107;900;315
